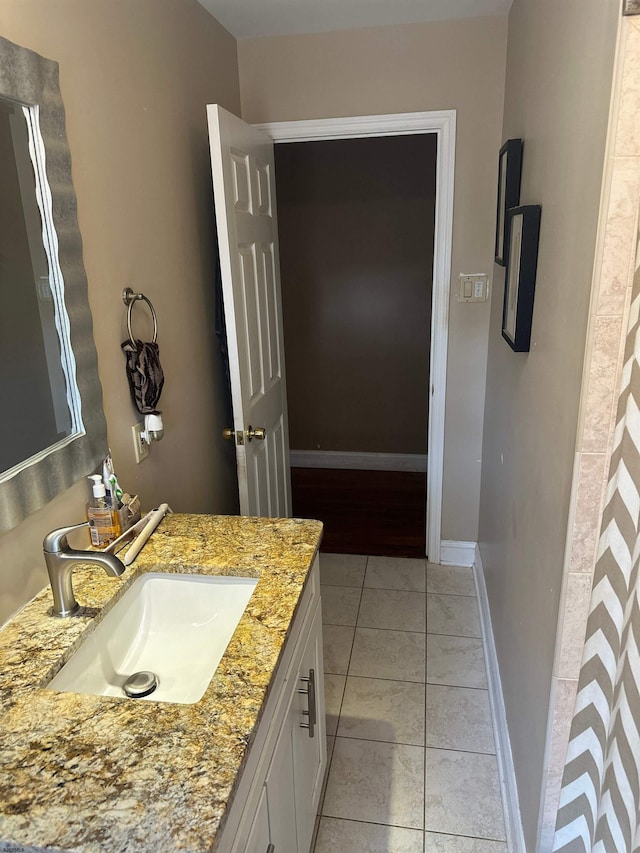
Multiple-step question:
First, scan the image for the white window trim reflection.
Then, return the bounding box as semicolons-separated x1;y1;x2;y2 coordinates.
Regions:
25;104;83;439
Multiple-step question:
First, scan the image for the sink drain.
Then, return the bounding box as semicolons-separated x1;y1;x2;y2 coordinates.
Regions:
123;671;159;698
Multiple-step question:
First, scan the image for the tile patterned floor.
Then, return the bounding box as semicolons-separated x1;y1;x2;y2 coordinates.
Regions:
313;553;508;853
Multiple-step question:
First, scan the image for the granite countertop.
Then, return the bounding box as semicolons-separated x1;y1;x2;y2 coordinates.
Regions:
0;513;322;852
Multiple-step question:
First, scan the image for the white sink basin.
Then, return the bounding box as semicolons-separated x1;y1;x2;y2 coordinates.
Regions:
48;572;258;704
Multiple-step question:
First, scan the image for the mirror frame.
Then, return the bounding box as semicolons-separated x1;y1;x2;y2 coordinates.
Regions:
0;36;107;533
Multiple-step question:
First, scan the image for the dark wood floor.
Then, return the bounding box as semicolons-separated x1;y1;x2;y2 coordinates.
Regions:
291;467;427;558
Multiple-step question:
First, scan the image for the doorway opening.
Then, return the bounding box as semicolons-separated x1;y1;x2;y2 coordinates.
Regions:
275;134;435;557
255;112;456;561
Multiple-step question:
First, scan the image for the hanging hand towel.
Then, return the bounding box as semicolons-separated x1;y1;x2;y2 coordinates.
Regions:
121;338;164;415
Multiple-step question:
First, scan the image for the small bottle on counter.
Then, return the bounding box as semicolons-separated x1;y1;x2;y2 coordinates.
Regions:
87;474;121;546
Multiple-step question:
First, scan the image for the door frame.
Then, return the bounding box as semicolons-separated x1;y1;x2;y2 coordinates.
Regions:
254;111;456;562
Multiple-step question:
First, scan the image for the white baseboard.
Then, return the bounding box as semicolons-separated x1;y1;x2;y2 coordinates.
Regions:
474;544;525;853
439;539;476;566
289;450;427;473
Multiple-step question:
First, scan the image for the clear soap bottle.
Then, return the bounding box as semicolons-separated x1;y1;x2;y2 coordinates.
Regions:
87;474;120;546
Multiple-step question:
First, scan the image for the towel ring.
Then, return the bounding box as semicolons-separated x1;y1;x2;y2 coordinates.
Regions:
122;287;158;345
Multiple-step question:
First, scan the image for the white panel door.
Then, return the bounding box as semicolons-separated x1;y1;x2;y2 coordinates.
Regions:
208;104;291;518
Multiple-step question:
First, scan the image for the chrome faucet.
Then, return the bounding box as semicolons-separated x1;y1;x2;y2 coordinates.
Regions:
43;521;126;617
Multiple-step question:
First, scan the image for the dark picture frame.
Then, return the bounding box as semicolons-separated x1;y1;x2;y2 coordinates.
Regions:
494;139;523;266
502;205;541;352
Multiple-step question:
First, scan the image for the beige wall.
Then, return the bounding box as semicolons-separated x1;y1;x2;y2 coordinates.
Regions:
0;0;240;626
276;134;435;455
239;16;508;541
478;1;620;847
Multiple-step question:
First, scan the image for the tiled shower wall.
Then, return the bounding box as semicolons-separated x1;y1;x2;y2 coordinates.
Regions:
537;16;640;851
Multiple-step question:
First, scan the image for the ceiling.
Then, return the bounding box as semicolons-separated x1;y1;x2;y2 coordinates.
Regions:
196;0;513;40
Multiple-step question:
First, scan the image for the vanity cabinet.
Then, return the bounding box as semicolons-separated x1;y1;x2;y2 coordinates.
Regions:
219;556;326;853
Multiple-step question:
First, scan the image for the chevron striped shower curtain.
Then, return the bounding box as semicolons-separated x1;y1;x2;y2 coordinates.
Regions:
553;244;640;852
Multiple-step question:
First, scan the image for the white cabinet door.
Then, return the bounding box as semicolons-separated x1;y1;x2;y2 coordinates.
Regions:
241;786;271;853
265;706;298;853
207;104;291;518
292;602;327;853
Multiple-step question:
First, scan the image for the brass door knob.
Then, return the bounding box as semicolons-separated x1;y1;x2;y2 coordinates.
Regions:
222;428;235;440
246;425;266;441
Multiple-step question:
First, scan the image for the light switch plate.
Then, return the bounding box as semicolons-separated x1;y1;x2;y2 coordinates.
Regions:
458;273;489;303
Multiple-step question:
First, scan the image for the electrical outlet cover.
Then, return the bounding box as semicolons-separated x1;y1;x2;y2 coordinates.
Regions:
132;422;149;463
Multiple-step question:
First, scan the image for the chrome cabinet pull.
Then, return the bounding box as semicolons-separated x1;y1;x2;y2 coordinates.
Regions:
298;668;316;738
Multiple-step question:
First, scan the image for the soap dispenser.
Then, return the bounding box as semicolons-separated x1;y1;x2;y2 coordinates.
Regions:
87;474;120;546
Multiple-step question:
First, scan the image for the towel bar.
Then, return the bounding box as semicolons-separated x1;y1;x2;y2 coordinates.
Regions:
122;287;158;344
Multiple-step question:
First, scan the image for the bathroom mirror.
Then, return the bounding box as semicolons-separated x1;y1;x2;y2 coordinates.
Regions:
0;36;107;533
